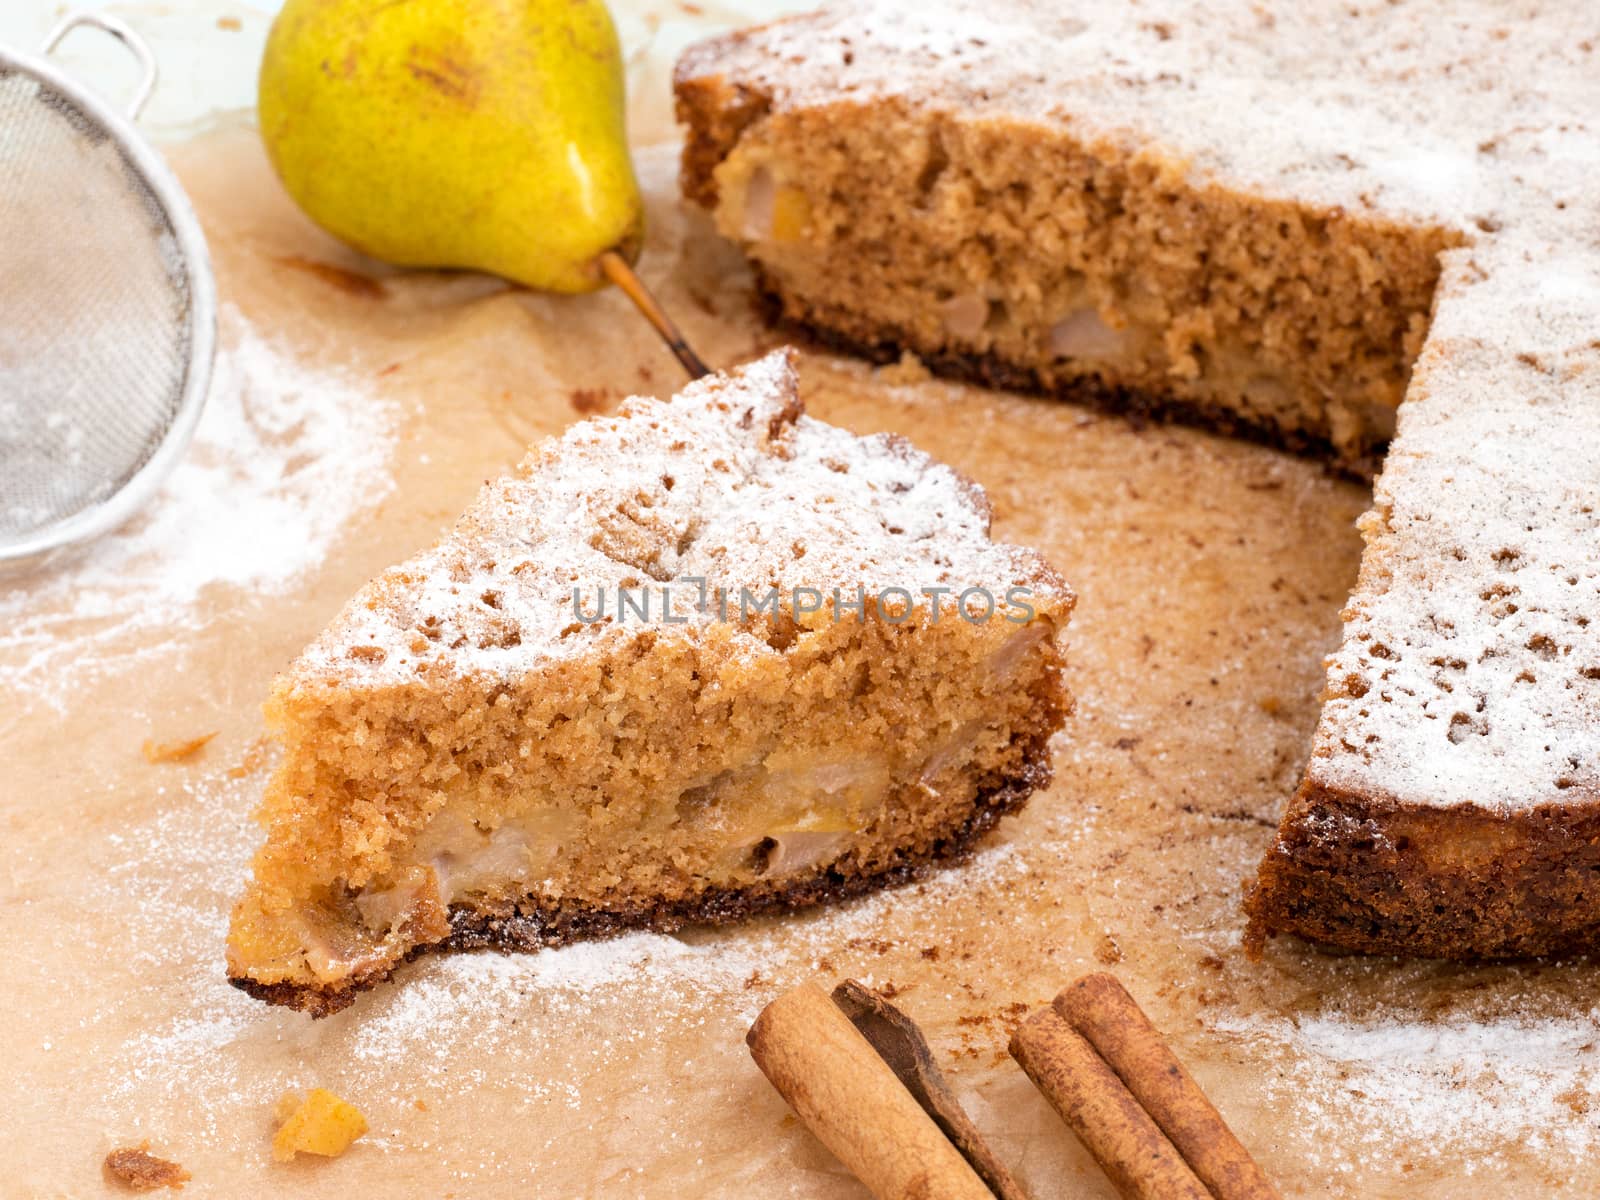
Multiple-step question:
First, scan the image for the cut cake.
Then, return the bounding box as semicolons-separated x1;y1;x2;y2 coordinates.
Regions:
674;2;1600;958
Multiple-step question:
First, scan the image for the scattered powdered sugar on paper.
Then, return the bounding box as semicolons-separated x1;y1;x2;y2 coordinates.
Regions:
346;933;768;1067
327;841;1031;1073
85;756;1600;1178
0;304;394;703
92;770;275;1132
1214;1005;1600;1171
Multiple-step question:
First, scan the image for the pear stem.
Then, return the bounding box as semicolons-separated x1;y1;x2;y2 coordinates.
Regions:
598;250;711;380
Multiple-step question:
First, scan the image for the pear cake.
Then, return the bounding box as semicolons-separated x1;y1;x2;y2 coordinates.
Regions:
228;351;1072;1013
675;4;1600;958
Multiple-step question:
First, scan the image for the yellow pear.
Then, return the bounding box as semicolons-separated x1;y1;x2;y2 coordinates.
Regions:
258;0;643;294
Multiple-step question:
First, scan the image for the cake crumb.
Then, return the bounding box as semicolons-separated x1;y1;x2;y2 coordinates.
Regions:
272;1089;368;1162
875;350;932;385
274;256;387;300
104;1144;190;1191
226;736;271;779
568;387;612;414
141;733;217;764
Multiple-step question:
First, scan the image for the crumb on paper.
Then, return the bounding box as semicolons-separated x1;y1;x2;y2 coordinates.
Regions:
141;733;218;764
569;387;612;415
272;1089;369;1162
227;736;272;779
273;256;389;300
104;1144;190;1191
876;350;931;385
686;285;720;317
216;15;242;31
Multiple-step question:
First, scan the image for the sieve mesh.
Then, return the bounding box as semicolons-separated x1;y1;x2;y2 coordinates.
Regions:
0;46;198;546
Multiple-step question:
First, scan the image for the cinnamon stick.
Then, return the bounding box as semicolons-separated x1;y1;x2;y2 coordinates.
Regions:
1054;974;1281;1200
748;982;995;1200
1009;1007;1211;1200
832;980;1030;1200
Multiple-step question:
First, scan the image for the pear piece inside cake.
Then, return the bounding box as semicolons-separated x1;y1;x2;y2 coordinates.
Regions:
227;350;1073;1014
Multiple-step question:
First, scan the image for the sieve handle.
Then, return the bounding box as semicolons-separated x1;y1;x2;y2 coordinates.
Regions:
42;12;159;121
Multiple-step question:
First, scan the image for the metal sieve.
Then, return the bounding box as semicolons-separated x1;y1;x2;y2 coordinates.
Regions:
0;12;215;565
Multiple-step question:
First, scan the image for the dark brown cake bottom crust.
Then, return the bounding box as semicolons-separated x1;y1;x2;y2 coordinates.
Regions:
1246;782;1600;959
231;751;1053;1018
753;279;1382;481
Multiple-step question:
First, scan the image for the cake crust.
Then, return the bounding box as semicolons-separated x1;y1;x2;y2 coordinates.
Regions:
1247;782;1600;960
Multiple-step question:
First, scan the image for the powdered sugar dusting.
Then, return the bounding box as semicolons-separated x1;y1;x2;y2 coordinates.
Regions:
678;0;1595;227
83;737;1600;1185
1312;243;1600;807
1215;1004;1600;1170
295;348;1063;688
0;304;394;706
345;934;767;1068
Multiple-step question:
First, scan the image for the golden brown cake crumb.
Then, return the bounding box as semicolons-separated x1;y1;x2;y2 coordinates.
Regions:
103;1144;190;1191
272;1089;368;1162
226;736;272;779
875;350;931;386
140;733;217;764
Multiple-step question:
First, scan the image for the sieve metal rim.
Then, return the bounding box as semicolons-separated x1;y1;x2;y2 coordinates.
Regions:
0;15;217;565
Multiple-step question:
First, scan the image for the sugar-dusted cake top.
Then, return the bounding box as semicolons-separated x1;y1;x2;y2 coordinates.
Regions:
1309;240;1600;811
676;0;1597;237
290;349;1069;687
680;1;1600;811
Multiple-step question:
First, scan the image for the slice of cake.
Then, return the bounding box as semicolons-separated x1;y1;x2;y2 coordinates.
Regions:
228;350;1073;1014
674;4;1600;959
